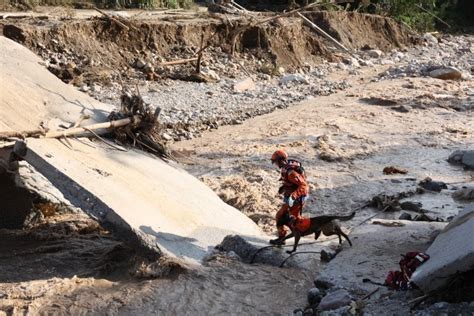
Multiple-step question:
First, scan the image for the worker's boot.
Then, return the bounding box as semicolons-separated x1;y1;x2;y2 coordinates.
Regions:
269;237;286;246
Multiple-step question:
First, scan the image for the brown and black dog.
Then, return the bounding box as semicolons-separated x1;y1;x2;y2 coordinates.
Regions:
279;212;355;254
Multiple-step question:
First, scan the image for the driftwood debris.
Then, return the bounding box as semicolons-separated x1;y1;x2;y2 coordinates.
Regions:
94;8;139;32
44;116;141;139
159;57;198;66
0;118;139;141
0;129;47;141
297;12;351;53
195;33;205;74
229;2;323;55
0;93;170;159
230;0;249;13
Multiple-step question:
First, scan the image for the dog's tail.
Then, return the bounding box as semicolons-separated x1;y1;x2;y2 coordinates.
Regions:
336;211;356;221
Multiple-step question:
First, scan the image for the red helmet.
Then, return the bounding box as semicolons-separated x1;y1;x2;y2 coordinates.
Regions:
271;149;288;163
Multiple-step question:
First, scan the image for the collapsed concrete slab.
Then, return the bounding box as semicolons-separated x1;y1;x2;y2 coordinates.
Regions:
411;204;474;293
0;36;264;262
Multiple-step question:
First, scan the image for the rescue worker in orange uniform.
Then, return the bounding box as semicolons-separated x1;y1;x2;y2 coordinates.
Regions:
269;149;309;245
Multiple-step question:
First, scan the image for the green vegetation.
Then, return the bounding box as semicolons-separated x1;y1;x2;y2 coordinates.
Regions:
1;0;194;9
2;0;472;31
355;0;474;31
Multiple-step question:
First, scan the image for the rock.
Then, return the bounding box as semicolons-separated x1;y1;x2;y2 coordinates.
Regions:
155;66;165;75
336;63;348;70
79;84;89;92
343;57;360;67
359;59;374;67
428;67;462;80
450;150;474;167
135;58;146;69
423;33;438;45
65;61;76;69
320;306;350;316
162;133;173;141
461;72;472;80
452;187;474;201
383;166;408;174
233;78;256;93
393;52;405;60
448;150;467;164
259;64;273;75
460;152;474;169
277;66;285;75
143;63;154;74
419;177;447;192
400;201;422;212
432;302;450;310
216;235;288;266
307;287;323;305
367;49;383;58
411;205;474;293
201;68;220;82
318;289;351;311
279;74;309;85
314;276;334;290
391;105;410;113
399;212;413;220
413;213;437;222
226;250;241;261
90;83;101;92
321;249;337;262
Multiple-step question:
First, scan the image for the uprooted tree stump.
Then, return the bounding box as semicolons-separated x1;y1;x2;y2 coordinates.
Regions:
108;91;171;160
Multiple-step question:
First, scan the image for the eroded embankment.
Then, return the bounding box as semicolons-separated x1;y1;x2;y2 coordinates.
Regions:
0;10;413;86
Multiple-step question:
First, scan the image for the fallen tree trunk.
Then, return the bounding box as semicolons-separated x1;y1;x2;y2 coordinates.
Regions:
44;116;141;139
0;116;140;141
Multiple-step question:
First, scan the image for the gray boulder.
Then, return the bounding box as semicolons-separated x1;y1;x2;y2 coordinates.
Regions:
448;150;474;169
307;287;323;305
399;212;413;220
279;74;309;85
452;187;474;201
423;33;438;45
216;235;289;267
318;289;352;311
233;77;256;93
428;67;462;80
367;49;383;58
314;276;335;290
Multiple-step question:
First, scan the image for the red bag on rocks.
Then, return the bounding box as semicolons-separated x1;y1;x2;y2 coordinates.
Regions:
385;252;430;290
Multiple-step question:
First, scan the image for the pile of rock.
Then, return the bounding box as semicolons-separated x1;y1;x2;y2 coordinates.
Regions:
376;34;473;81
294;277;354;315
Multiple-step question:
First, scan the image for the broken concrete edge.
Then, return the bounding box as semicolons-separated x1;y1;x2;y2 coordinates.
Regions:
411;204;474;294
25;148;162;261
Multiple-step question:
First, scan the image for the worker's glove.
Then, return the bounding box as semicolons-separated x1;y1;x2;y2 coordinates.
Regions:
287;196;295;207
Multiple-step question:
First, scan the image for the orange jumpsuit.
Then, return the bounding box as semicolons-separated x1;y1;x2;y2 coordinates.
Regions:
276;165;309;238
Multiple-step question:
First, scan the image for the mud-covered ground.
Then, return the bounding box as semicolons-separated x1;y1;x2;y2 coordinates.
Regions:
1;7;473;316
